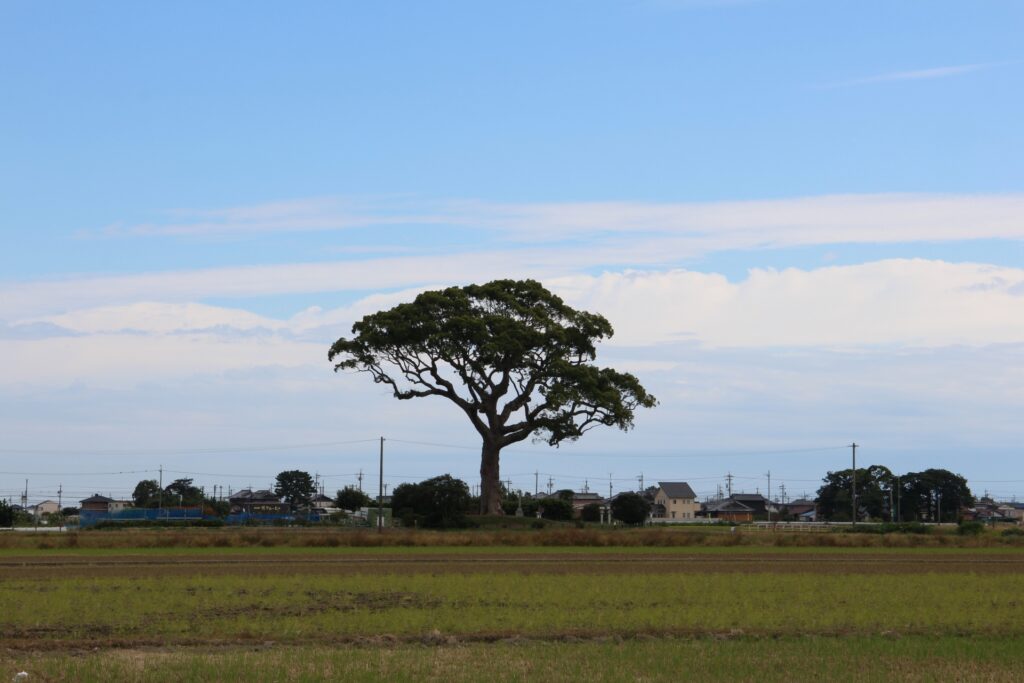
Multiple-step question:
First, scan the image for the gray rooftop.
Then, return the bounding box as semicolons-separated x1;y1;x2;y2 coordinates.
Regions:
657;482;696;499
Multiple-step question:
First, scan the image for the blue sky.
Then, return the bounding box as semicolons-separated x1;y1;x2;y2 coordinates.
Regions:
2;1;1023;505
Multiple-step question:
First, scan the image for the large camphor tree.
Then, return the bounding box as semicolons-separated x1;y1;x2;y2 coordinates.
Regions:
329;279;657;515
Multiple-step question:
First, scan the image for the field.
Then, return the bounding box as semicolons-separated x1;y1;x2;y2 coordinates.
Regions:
2;528;1023;681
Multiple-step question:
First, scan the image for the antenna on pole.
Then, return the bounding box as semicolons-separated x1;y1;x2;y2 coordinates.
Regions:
377;436;385;532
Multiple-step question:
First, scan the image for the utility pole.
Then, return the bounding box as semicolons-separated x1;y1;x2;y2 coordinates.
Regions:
547;477;554;495
895;476;901;523
725;472;733;497
534;471;539;496
57;484;63;531
583;479;589;494
358;469;364;493
767;470;771;523
888;479;894;523
377;436;384;532
637;474;644;493
779;483;787;505
608;473;613;501
850;443;858;527
158;464;164;511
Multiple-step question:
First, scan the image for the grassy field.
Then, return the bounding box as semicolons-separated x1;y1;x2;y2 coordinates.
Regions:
2;530;1023;681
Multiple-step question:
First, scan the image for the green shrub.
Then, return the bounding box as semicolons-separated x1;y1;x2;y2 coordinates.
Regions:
957;521;984;536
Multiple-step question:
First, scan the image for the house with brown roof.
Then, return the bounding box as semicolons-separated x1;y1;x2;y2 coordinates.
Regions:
702;498;755;523
79;494;116;513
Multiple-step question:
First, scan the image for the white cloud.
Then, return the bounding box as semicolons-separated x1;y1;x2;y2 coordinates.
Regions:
824;62;1012;88
6;260;1024;392
27;302;287;335
0;333;324;388
553;260;1024;348
9;193;1024;319
88;192;1024;245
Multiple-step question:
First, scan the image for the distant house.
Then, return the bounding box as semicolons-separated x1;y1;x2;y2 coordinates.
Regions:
703;498;755;523
782;499;817;522
653;482;699;520
997;504;1024;523
32;500;60;517
571;491;606;512
729;493;769;516
228;489;288;515
311;493;339;514
79;494;116;513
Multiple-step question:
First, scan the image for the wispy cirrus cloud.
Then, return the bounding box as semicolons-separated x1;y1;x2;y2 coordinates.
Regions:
9;192;1024;320
83;192;1024;246
822;61;1014;88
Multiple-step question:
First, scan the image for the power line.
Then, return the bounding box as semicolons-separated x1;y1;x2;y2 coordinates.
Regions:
0;438;379;456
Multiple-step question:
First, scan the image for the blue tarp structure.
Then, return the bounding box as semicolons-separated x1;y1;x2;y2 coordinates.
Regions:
79;507;324;527
79;507;207;528
224;512;323;525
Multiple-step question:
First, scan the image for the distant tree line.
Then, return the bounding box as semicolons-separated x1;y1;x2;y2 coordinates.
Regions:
817;466;973;522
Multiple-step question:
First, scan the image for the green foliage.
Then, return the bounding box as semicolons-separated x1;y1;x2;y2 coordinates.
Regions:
329;279;656;514
163;478;204;507
273;470;317;508
391;474;472;528
537;498;574;521
580;503;602;523
899;469;974;523
817;466;973;523
816;465;893;522
554;489;575;502
336;486;372;511
0;499;13;527
132;479;162;508
611;492;650;525
957;521;984;536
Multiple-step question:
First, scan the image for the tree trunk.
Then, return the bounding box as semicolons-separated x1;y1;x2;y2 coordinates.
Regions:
479;441;503;515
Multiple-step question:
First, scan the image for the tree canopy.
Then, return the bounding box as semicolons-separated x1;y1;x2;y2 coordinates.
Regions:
611;492;650;525
391;474;472;528
164;478;203;507
816;465;893;522
816;466;973;522
899;469;973;523
0;499;13;527
132;479;162;508
329;279;656;514
336;486;372;511
274;470;317;508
